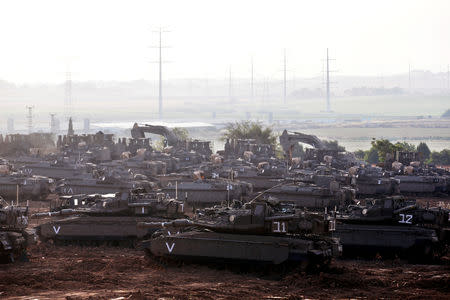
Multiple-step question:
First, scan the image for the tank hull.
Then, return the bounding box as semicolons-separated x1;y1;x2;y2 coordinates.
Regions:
334;223;438;256
147;231;338;265
37;216;165;243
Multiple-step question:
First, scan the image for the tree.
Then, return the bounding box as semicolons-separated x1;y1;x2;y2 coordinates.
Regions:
364;148;379;164
322;140;345;152
417;142;431;160
354;149;365;160
370;139;395;162
221;121;277;146
393;141;416;152
430;149;450;165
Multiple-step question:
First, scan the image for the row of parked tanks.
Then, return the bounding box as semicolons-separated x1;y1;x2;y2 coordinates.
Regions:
0;123;449;268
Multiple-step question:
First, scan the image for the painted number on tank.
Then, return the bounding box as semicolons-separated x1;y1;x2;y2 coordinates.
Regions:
165;242;175;253
272;221;287;233
398;214;413;224
53;226;61;234
62;187;74;194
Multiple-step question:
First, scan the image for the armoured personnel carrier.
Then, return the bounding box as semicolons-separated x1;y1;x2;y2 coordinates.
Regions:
34;191;186;246
334;196;450;260
0;199;34;262
139;199;341;266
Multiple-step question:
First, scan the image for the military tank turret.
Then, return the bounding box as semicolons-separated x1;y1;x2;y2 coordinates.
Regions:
34;191;186;247
139;199;341;266
0;198;35;262
334;196;450;260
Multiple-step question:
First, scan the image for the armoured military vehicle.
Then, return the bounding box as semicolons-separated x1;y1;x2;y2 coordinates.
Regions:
354;166;399;196
0;173;55;201
263;181;355;210
161;179;253;210
34;191;186;246
334;196;449;260
198;160;285;191
54;173;156;196
20;159;92;180
139;199;341;266
395;174;449;195
0;199;34;262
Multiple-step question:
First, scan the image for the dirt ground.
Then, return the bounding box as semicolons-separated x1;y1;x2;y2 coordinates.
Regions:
0;243;449;300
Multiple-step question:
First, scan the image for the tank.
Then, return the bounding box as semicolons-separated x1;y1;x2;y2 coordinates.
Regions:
54;171;157;195
34;191;186;247
334;196;450;260
139;199;341;266
262;182;355;210
0;199;35;262
354;166;399;196
395;175;448;195
0;173;55;201
161;179;253;209
20;160;92;180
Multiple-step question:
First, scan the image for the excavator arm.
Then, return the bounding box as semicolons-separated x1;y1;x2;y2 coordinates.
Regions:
131;123;180;146
279;129;326;158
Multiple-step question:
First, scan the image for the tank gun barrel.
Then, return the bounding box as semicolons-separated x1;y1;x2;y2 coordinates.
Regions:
137;218;193;229
393;204;417;214
32;209;76;218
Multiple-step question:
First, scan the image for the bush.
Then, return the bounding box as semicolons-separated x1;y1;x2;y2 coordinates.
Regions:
221;121;277;146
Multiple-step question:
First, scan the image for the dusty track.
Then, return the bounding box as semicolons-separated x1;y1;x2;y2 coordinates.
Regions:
0;243;449;299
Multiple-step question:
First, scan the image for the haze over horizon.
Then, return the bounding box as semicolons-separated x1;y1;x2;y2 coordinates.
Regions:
0;0;449;84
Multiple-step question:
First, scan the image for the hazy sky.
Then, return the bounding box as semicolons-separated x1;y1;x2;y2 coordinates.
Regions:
0;0;449;83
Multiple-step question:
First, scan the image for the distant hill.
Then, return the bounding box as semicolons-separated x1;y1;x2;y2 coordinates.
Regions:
442;109;450;118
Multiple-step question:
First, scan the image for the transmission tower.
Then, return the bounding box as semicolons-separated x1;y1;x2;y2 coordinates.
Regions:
251;56;254;101
26;106;34;134
50;113;57;134
228;66;232;103
447;64;449;92
283;49;287;104
408;63;412;93
324;48;336;112
64;69;73;120
151;27;170;120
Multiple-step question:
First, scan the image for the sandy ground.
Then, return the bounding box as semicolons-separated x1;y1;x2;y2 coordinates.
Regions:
0;243;449;300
